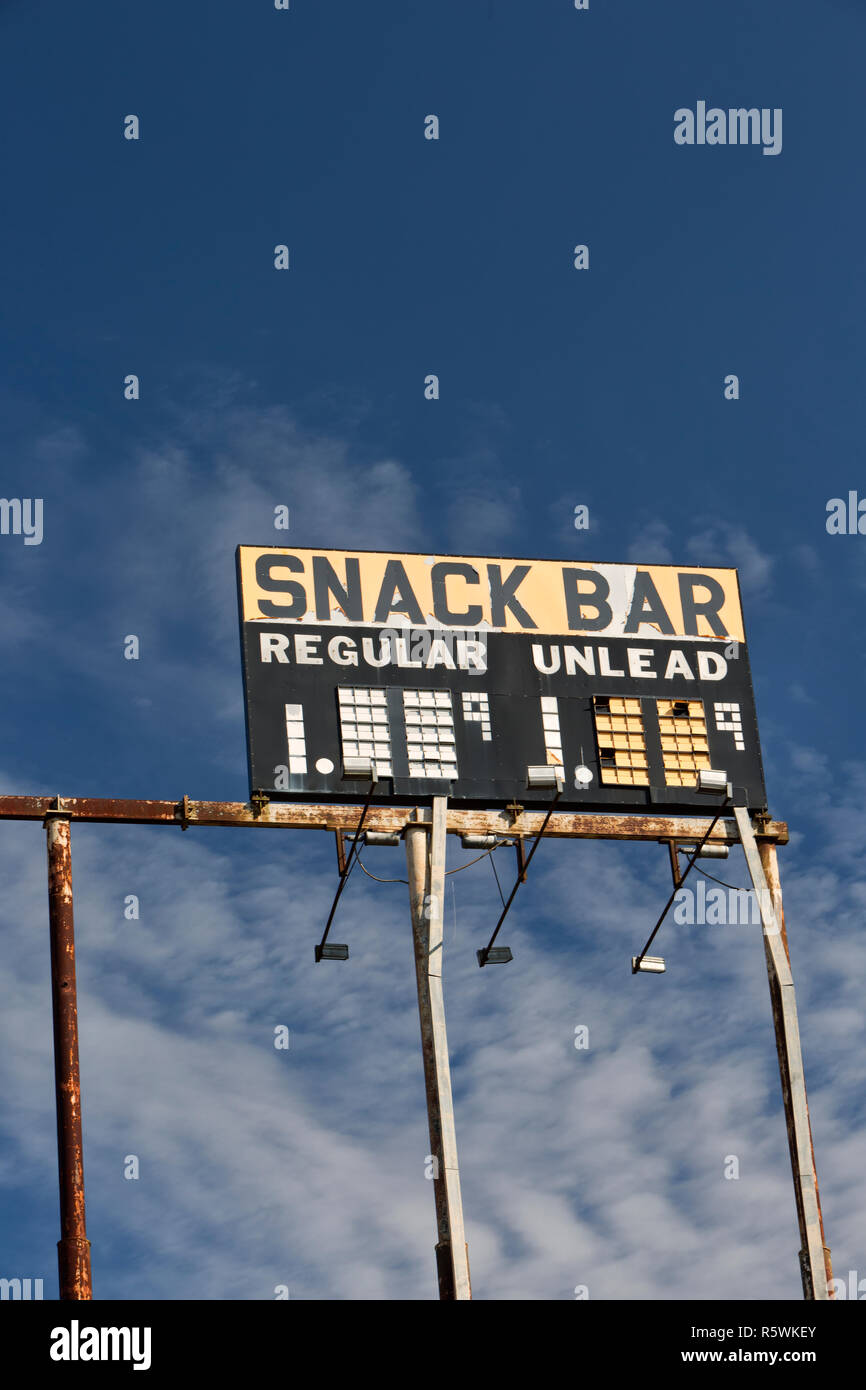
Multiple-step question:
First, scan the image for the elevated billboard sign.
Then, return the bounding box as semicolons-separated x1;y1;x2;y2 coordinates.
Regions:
236;546;767;811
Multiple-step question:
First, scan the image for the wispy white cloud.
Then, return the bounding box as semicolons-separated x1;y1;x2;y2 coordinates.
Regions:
627;520;675;564
685;525;774;599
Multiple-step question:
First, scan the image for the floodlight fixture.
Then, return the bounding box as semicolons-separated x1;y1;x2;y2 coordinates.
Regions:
315;943;349;962
697;768;730;794
632;955;665;974
343;756;377;779
477;946;513;967
526;765;565;789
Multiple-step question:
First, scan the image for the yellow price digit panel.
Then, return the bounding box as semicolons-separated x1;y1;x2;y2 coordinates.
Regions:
592;697;717;789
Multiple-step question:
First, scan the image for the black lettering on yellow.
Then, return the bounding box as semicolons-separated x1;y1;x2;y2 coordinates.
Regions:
255;553;306;618
431;562;483;625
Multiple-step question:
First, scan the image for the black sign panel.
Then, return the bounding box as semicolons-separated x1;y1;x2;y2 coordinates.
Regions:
237;620;767;811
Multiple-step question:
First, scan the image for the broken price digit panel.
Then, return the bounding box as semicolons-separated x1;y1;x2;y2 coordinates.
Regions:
235;546;767;811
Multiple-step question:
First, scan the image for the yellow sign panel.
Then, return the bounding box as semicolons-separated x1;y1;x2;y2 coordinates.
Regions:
237;547;745;643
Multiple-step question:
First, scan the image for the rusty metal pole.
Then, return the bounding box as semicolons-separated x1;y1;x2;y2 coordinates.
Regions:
45;812;92;1300
406;799;471;1300
733;808;832;1300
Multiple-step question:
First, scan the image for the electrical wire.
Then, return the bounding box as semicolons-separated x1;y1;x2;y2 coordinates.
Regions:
689;863;750;893
355;856;407;884
353;842;506;885
446;850;502;876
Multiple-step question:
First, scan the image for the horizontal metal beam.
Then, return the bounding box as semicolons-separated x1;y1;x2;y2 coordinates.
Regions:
0;796;788;843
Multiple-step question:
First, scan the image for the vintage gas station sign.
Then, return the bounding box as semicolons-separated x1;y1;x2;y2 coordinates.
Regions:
236;547;766;810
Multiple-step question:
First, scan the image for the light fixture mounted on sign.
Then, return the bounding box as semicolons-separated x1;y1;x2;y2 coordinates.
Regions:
574;765;593;787
696;768;731;795
315;943;349;962
632;955;666;974
343;756;377;779
526;765;565;789
476;946;513;966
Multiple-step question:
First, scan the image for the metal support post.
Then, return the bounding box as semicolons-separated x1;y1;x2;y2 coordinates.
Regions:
45;812;92;1300
405;798;471;1300
734;807;833;1300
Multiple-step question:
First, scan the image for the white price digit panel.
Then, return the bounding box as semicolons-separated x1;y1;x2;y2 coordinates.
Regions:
403;690;457;779
336;687;393;776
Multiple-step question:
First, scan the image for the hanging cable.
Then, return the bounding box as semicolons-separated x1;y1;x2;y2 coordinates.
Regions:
689;862;751;893
446;850;502;876
355;856;407;884
353;842;504;885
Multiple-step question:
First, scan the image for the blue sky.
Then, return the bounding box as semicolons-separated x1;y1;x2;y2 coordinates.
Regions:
0;0;864;1300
